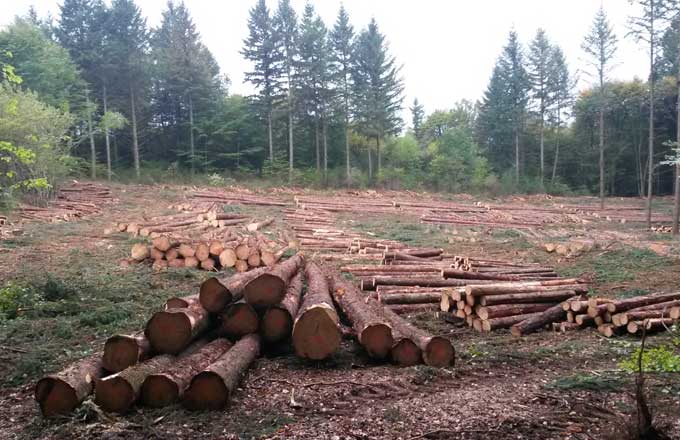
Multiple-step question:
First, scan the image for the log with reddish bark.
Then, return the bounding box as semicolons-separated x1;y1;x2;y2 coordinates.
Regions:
261;272;303;343
199;267;268;314
145;302;211;354
510;297;579;337
182;333;260;410
219;300;259;338
165;295;200;310
575;314;595;326
102;333;152;373
475;303;553;320
605;292;680;314
35;355;105;417
478;290;578;306
388;304;439;314
465;279;586;298
243;253;305;307
328;271;394;359
140;338;232;408
377;292;441;305
481;313;543;332
366;277;494;291
381;307;454;367
616;309;678;326
291;263;341;360
441;269;522;281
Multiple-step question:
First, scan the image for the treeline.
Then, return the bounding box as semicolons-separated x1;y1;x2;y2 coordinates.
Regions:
1;0;680;206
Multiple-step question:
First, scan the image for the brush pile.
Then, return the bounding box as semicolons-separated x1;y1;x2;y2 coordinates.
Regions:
17;181;114;222
34;255;454;418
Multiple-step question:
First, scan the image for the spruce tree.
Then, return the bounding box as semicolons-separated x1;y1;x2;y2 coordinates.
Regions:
410;98;425;147
548;46;574;184
527;29;554;185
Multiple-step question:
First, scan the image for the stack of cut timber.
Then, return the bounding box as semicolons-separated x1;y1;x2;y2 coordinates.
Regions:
190;190;287;207
18;181;115;222
35;256;455;417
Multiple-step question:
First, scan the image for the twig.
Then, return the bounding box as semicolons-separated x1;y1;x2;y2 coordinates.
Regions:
0;345;28;353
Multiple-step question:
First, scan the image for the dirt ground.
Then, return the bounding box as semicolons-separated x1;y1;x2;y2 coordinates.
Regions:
0;183;679;440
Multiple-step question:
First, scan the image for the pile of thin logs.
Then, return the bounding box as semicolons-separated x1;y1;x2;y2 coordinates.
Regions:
127;232;287;272
35;254;454;417
190;190;288;207
577;292;680;337
18;181;114;222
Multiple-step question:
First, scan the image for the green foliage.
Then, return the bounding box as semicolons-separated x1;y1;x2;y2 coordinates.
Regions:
620;341;680;373
546;373;625;391
615;288;650;299
0;283;39;319
425;128;489;192
563;247;673;283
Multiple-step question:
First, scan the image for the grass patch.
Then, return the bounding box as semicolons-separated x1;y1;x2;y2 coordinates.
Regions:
344;215;447;248
561;247;674;283
615;288;649;299
546;373;626;391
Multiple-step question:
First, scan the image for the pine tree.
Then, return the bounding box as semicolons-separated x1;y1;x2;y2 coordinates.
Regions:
527;29;554;185
410;98;425;147
548;45;574;184
329;5;354;185
241;0;281;164
273;0;298;183
351;18;404;181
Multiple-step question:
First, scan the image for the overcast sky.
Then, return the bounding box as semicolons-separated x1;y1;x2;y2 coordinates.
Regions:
2;0;650;117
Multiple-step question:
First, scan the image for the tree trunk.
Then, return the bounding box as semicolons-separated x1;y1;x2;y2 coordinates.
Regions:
267;110;273;163
288;92;294;184
182;334;260;410
86;93;96;179
514;127;520;184
674;68;680;235
345;122;351;186
377;292;441;305
261;271;303;343
315;117;320;172
328;271;393;359
322;116;328;186
35;354;104;417
130;84;140;178
243;253;304;307
367;145;373;182
510;297;578;337
599;108;605;209
189;94;195;176
165;294;200;310
376;136;381;177
220;300;259;338
145;302;211;354
647;29;655;228
482;312;542;332
539;111;545;186
198;267;268;312
605;292;680;314
102;333;152;373
141;338;232;408
103;83;111;181
292;262;341;360
551;107;560;184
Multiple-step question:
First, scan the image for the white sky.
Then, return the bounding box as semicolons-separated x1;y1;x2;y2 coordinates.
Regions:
2;0;650;117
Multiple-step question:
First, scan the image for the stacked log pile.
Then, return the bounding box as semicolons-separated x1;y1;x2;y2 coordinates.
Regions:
18;181;114;222
35;256;453;417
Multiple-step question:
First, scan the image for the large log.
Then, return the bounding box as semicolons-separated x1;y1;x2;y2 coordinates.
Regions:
140;338;232;408
606;292;680;314
165;294;200;310
369;277;493;290
482;312;542;332
182;334;260;410
377;292;441;305
199;267;268;314
219;300;259;338
627;318;676;334
465;282;586;301
102;333;152;373
261;272;303;343
478;290;577;306
617;309;678;326
243;253;305;307
510;297;579;337
328;272;394;359
35;355;105;417
145;302;211;354
292;263;342;360
441;269;521;281
388;304;439;314
475;303;553;320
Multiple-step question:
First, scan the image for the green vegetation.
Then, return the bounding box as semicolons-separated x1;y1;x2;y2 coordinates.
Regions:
562;247;674;283
546;373;626;391
620;338;680;373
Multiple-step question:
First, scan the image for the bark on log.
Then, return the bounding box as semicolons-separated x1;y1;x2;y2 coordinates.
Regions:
292;263;341;360
145;302;211;354
441;269;521;281
370;277;494;290
182;334;260;410
219;300;259;338
261;272;303;343
245;218;274;232
165;294;200;310
328;271;394;359
199;267;268;314
377;292;441;305
140;338;232;408
35;354;105;417
475;303;553;320
243;253;305;307
465;281;586;299
387;304;439;314
618;309;678;326
102;333;152;373
606;292;680;314
510;297;579;337
479;290;577;306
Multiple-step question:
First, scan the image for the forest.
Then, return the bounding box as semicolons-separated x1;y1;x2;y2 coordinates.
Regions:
1;0;680;201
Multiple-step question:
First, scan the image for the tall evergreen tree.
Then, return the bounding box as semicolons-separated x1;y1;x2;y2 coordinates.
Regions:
548;45;574;184
410;98;425;147
273;0;298;183
329;5;354;185
241;0;281;163
527;29;554;185
351;18;404;180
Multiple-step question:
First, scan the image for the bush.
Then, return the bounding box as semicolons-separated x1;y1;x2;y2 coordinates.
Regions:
0;282;40;319
619;339;680;373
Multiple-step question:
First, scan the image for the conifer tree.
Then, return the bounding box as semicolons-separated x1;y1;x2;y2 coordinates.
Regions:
548;46;574;184
410;98;425;147
528;29;554;185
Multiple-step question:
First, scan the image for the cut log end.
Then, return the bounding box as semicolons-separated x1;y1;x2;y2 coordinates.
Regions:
146;312;192;355
261;307;293;343
292;305;341;360
140;375;179;408
34;378;79;418
182;371;228;411
423;337;455;367
390;339;421;367
220;303;259;338
359;323;394;359
199;278;231;313
94;376;135;413
244;274;285;306
102;336;144;373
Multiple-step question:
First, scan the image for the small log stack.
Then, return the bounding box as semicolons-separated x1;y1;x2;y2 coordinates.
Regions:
19;181;115;223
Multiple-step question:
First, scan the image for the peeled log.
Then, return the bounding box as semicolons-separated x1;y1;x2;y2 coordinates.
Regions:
476;303;553;320
244;253;305;307
146;302;211;354
261;272;303;343
328;272;393;359
199;267;268;314
292;263;341;360
183;333;260;410
220;300;259;338
382;306;454;367
141;338;232;408
35;354;104;417
102;333;152;373
510;297;579;337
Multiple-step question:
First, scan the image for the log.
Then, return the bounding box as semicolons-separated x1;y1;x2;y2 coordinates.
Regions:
182;333;260;410
243;253;305;307
510;297;579;337
481;313;542;332
200;258;216;271
261;272;303;343
475;303;553;320
553;322;581;332
102;334;152;373
141;338;232;408
199;267;268;314
377;292;441;305
292;263;342;360
381;306;454;367
152;259;168;271
131;243;149;261
245;218;274;232
606;292;680;314
166;248;179;262
35;354;104;417
234;259;248;273
441;269;521;281
208;240;224;257
247;249;262;268
235;242;250;260
575;314;595;326
152;236;177;252
370;277;494;290
195;243;210;262
388;304;439;314
184;256;199;268
219;300;259;338
479;290;577;306
178;243;195;258
165;294;200;310
218;248;237;268
168;258;185;268
149;247;164;261
145;302;211;354
465;282;587;300
617;310;677;326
